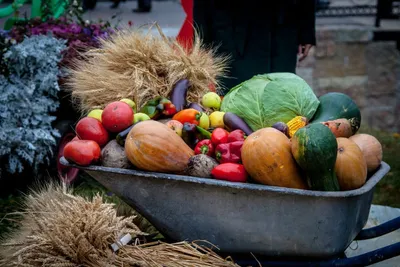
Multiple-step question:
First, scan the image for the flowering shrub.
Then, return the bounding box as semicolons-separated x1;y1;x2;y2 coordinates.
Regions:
8;17;114;68
0;5;116;175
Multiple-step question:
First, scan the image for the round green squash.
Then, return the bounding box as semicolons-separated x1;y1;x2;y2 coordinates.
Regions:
310;92;361;134
291;123;340;191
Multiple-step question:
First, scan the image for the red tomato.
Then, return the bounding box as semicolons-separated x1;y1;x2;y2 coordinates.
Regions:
63;140;101;166
75;117;109;147
102;101;134;133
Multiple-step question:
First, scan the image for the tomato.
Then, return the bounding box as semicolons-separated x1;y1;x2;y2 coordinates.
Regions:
63;140;101;166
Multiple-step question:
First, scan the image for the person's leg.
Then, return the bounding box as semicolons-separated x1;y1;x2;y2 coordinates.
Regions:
133;0;151;12
110;0;120;9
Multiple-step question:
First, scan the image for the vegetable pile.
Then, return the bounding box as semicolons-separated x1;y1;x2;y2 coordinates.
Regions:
63;73;384;192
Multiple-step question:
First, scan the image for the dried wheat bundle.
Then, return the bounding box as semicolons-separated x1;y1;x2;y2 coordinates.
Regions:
65;23;229;115
116;240;239;267
0;183;239;267
0;183;145;267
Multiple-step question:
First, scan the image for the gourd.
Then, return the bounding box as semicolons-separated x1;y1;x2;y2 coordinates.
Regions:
125;120;194;173
321;118;354;138
241;127;307;189
349;134;383;173
311;92;361;134
291;123;340;191
335;138;367;190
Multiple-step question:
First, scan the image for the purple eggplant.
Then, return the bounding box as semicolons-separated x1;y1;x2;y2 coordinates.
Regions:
170;79;189;112
272;122;290;138
187;102;205;112
223;112;253;136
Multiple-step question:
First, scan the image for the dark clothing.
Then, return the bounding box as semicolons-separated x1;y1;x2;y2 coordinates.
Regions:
193;0;316;93
138;0;152;9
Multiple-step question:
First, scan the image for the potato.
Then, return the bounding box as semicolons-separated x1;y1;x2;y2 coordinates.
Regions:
101;140;132;168
184;154;219;178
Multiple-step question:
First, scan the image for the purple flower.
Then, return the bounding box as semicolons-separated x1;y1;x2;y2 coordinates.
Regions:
69;24;82;34
30;28;42;35
82;27;91;36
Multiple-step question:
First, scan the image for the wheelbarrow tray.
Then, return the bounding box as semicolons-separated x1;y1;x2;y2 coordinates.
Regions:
60;157;390;259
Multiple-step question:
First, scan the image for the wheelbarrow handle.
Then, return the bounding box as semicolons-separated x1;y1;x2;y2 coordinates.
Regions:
234;216;400;267
355;216;400;240
234;241;400;267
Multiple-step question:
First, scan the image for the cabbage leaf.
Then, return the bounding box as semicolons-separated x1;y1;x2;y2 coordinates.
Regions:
220;73;320;131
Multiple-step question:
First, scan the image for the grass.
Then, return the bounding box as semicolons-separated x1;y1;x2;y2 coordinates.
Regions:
1;128;399;239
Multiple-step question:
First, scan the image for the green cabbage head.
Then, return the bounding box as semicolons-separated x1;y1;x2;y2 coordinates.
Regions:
220;73;320;131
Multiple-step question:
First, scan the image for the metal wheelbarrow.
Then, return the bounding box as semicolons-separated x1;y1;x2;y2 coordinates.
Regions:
60;157;400;266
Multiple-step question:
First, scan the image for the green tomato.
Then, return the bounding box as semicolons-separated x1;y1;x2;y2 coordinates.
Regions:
87;109;103;122
120;98;136;112
198;112;210;129
133;112;151;124
202;92;221;110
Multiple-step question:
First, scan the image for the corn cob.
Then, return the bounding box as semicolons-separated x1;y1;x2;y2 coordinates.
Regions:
287;116;308;137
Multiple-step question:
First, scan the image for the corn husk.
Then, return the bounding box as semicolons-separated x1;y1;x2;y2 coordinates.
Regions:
65;23;229;115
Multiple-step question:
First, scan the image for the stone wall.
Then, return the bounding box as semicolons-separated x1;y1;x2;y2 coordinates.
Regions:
296;26;400;133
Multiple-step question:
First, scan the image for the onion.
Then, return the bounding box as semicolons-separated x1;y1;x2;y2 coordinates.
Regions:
349;134;383;173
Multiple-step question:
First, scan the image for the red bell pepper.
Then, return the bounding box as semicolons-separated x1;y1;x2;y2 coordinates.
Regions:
227;129;246;143
211;163;248;183
172;108;202;125
215;140;243;163
163;103;177;116
194;139;214;157
211;128;229;146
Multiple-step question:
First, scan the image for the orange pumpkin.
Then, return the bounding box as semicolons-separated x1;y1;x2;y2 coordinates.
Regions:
335;137;367;190
241;127;307;189
125;120;194;173
349;134;383;173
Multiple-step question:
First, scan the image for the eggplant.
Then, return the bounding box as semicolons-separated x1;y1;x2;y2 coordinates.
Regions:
116;122;141;146
271;122;290;138
187;102;205;112
182;122;197;149
223;112;253;136
170;79;189;112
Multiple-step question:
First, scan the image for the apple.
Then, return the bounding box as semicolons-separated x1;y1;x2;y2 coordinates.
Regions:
120;98;136;112
75;117;109;147
166;120;183;137
133;112;151;124
202;92;221;110
102;101;134;133
87;109;103;122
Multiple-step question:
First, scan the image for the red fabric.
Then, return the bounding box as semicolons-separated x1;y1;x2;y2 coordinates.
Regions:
176;0;193;51
177;0;217;94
